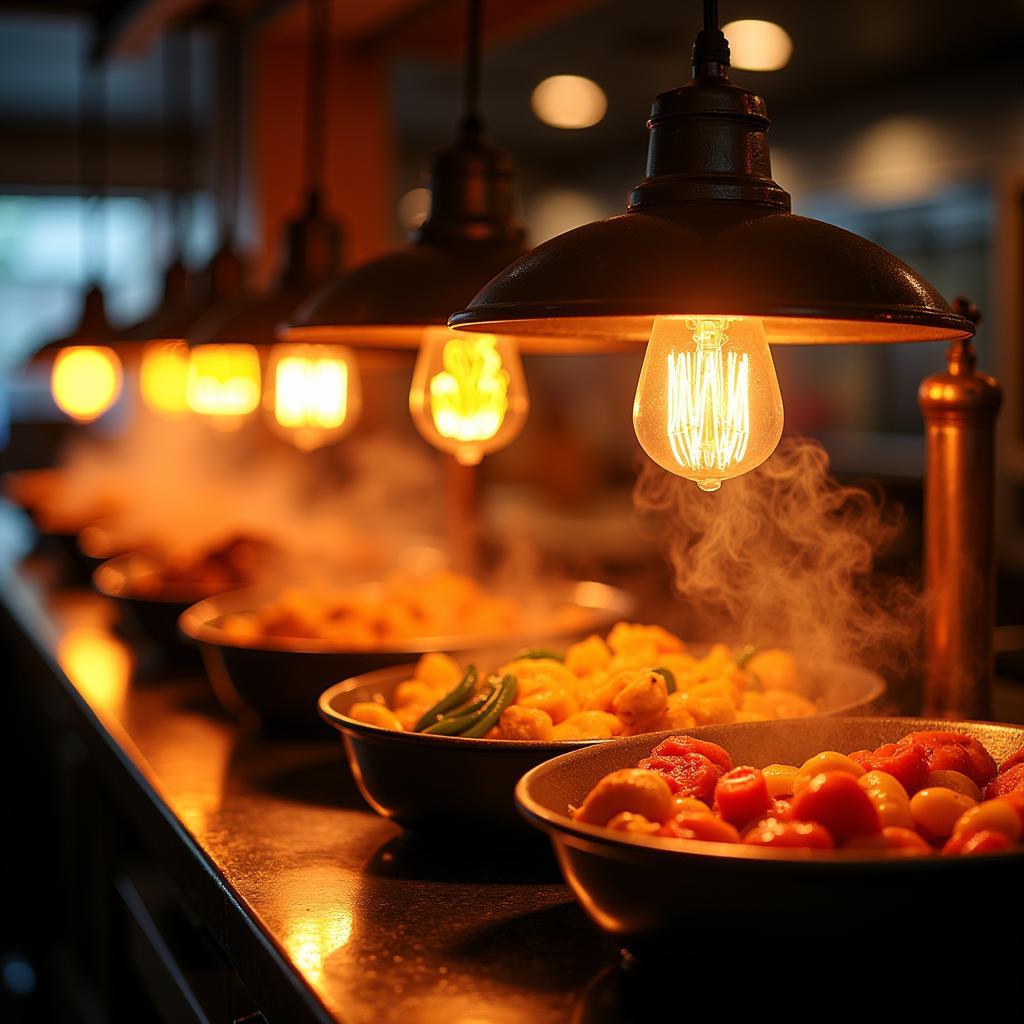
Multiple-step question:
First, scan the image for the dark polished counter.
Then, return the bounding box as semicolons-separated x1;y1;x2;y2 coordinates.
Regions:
6;557;1024;1023
1;563;618;1024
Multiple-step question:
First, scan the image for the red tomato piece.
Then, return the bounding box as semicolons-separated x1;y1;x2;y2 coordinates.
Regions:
651;736;733;774
879;827;933;854
657;812;741;844
849;741;930;795
714;766;773;828
942;829;1014;857
899;731;998;788
789;771;881;845
997;790;1024;828
1000;748;1024;774
768;797;792;820
636;752;721;802
742;817;835;850
985;763;1024;800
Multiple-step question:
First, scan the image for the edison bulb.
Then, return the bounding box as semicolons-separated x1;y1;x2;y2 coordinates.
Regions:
51;346;123;422
633;316;783;491
186;343;261;429
264;343;361;451
409;327;529;466
140;340;190;415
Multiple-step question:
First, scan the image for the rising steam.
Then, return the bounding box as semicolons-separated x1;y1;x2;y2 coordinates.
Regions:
634;437;921;675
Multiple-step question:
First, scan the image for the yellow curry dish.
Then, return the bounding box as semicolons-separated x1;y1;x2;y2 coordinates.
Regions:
346;622;818;740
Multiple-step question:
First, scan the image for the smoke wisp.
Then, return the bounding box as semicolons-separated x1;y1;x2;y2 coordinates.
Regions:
634;437;921;675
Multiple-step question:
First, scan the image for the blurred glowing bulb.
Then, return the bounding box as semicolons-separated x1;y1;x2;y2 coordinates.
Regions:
633;316;783;491
140;340;190;415
409;328;528;466
722;20;793;71
531;75;607;129
186;344;261;428
51;346;123;422
264;343;362;451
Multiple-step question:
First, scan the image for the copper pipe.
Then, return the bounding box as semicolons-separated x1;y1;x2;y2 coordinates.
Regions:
918;298;1002;719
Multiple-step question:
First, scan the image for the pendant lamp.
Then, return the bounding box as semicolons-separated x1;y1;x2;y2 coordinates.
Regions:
190;0;357;451
284;0;588;466
182;18;259;430
32;54;123;424
449;1;972;490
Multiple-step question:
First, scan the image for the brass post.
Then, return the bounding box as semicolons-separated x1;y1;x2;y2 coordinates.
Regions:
446;458;480;577
918;298;1002;719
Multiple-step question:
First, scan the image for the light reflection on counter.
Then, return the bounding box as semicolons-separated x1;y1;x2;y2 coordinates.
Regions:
56;626;133;711
276;867;355;986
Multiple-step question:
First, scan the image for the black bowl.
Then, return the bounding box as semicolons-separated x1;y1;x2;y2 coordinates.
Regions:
516;717;1024;954
319;658;886;836
93;552;234;671
183;580;634;735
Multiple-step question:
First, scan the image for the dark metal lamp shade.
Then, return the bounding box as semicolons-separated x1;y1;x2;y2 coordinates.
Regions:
449;63;973;346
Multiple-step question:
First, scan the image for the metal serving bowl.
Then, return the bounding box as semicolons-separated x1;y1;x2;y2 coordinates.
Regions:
516;717;1024;954
185;580;634;735
93;551;239;669
319;657;886;835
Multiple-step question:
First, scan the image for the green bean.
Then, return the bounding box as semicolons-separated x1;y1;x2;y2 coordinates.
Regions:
421;686;495;735
412;665;477;732
651;666;677;694
734;644;757;669
513;647;563;662
462;675;518;738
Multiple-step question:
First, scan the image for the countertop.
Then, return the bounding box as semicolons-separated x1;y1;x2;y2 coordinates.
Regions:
1;563;618;1024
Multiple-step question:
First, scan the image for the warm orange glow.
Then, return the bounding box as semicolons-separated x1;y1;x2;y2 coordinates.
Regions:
186;344;261;425
56;626;132;710
265;343;361;451
276;868;354;986
51;346;123;422
633;316;784;491
140;340;191;415
409;328;529;466
531;75;607;129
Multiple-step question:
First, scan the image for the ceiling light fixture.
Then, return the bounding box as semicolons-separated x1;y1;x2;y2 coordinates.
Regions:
531;74;607;129
721;18;793;72
450;0;971;491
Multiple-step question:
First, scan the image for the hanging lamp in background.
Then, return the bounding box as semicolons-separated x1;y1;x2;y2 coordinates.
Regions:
124;30;196;417
284;0;538;467
191;0;358;451
183;16;258;430
32;51;123;424
450;0;972;491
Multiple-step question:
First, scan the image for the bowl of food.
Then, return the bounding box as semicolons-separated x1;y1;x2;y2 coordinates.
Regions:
318;623;885;833
516;717;1024;952
94;535;277;665
184;574;633;735
5;468;121;581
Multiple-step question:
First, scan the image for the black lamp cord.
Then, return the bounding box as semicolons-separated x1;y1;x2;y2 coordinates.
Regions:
163;29;191;264
79;44;107;288
304;0;329;210
459;0;484;142
692;0;731;74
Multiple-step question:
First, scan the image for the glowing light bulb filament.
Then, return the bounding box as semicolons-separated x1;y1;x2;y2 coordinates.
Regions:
275;356;348;429
429;335;509;443
665;317;750;490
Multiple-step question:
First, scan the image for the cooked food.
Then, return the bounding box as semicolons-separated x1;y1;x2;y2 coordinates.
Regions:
346;622;818;738
219;571;522;648
570;730;1024;856
131;534;278;596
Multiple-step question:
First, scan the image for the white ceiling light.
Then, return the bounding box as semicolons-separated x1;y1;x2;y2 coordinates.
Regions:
531;75;607;129
722;19;793;72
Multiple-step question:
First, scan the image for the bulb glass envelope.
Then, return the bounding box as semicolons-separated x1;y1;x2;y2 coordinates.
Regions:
448;70;973;347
